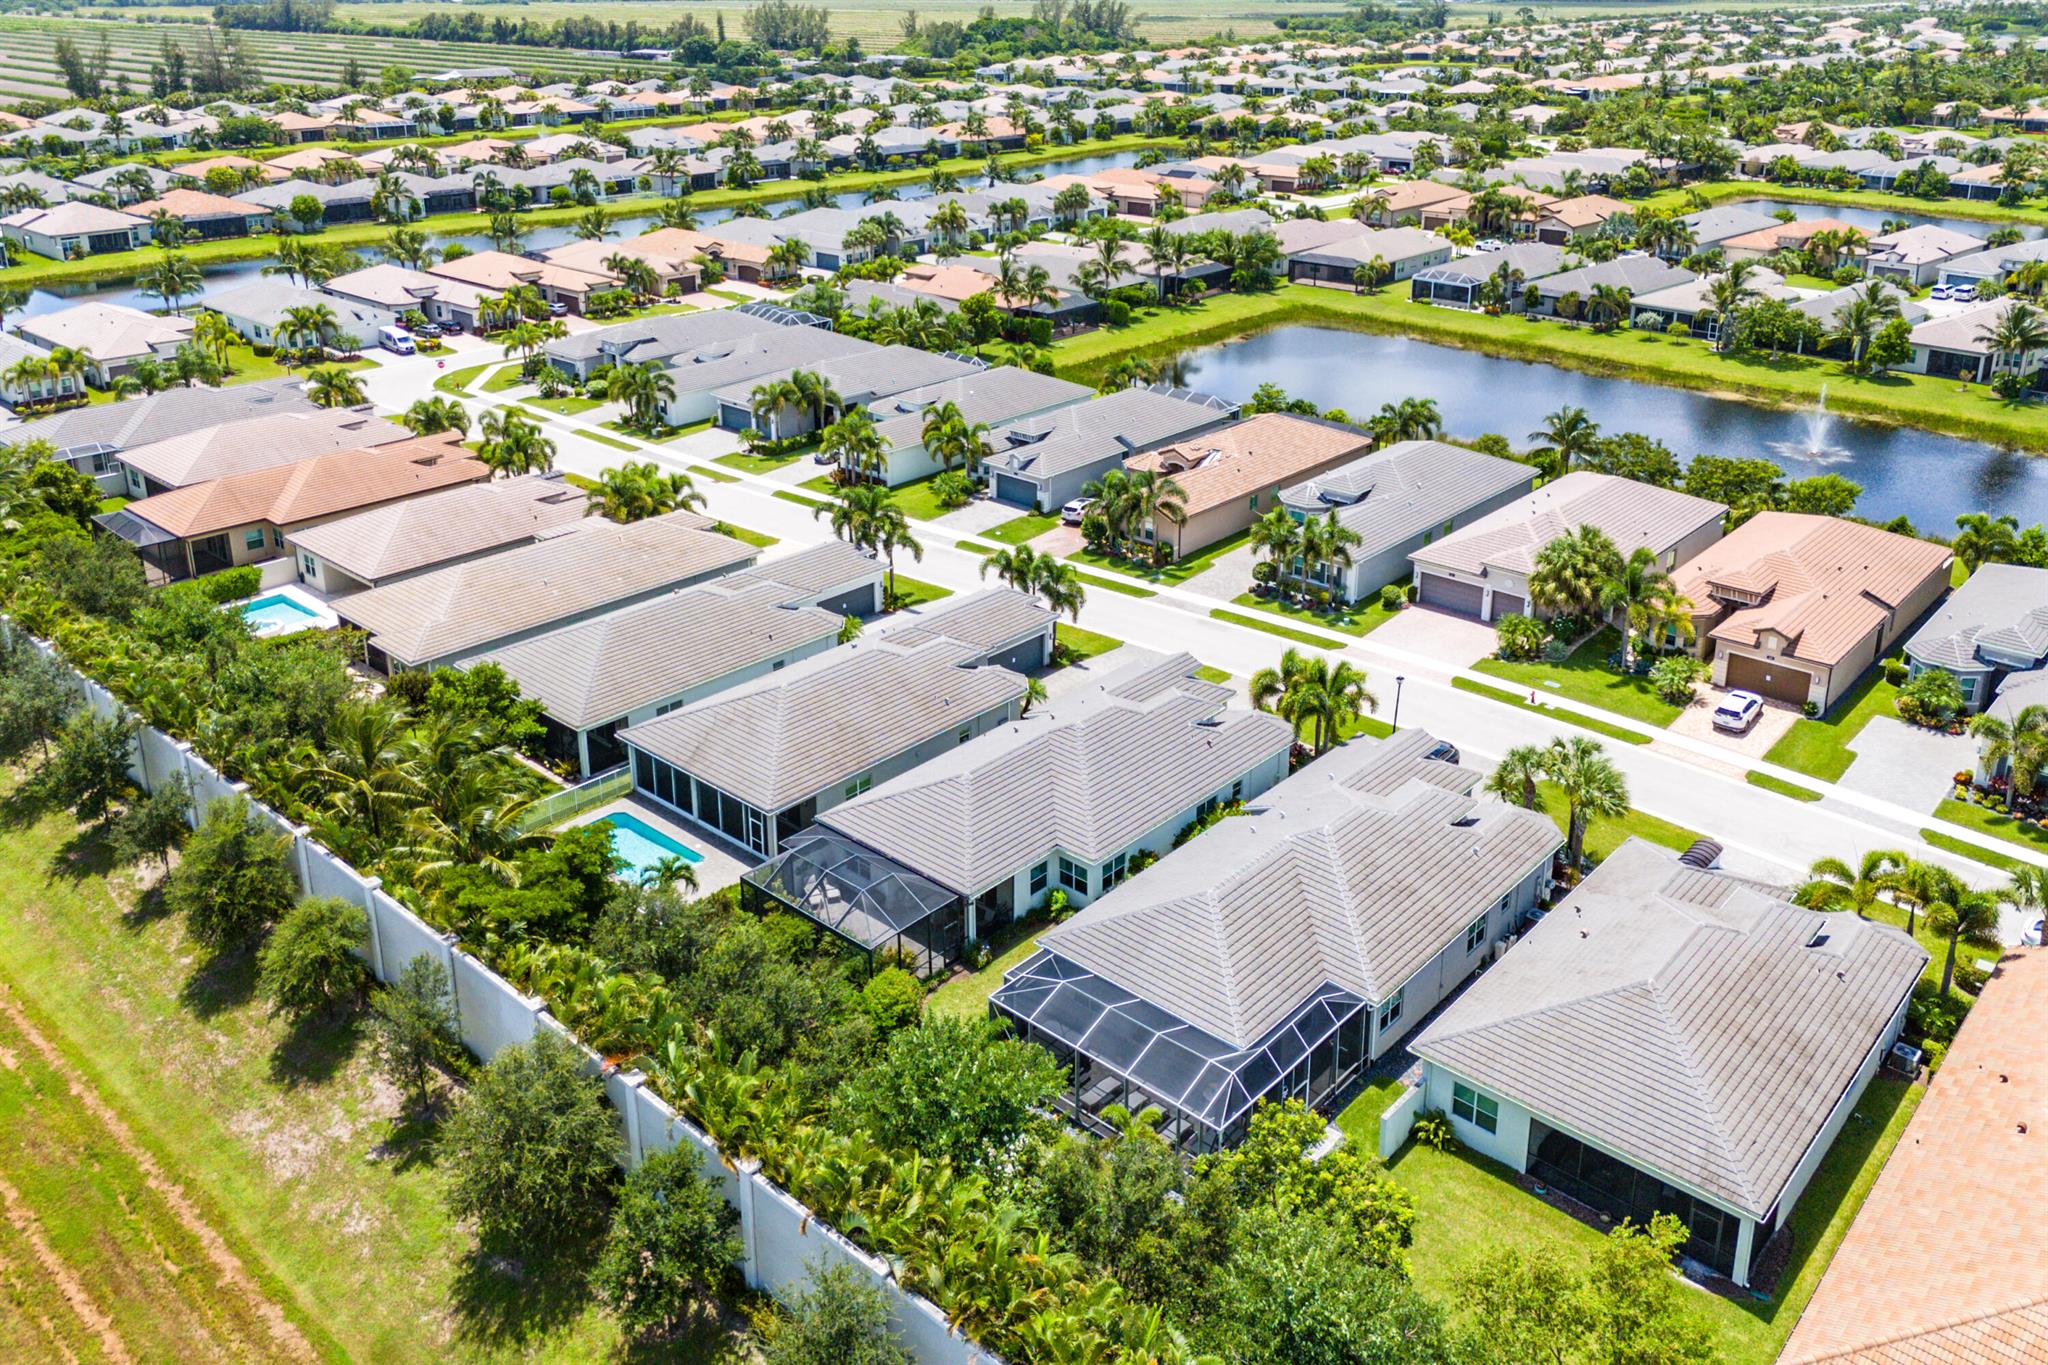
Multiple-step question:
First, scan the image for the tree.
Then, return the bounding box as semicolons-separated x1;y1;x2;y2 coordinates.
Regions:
257;896;370;1021
34;531;151;623
476;409;555;477
1953;512;2020;573
443;1029;620;1256
1249;647;1377;755
583;462;703;523
1529;524;1624;619
0;637;77;764
39;709;135;828
1197;1100;1415;1263
112;771;190;872
1976;302;2048;386
1795;849;1908;918
1483;743;1547;810
1598;545;1693;668
1972;703;2048;798
1546;735;1629;868
1927;884;2000;997
164;797;299;953
593;1146;742;1340
760;1260;912;1365
1529;405;1600;480
367;955;460;1113
308;366;366;408
833;1015;1063;1176
402;396;469;438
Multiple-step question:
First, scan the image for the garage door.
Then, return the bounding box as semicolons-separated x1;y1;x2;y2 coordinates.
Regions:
1417;572;1486;617
994;473;1040;508
1723;652;1812;706
1490;592;1527;620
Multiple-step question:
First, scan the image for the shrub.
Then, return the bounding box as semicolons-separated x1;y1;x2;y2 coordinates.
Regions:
165;797;298;953
593;1147;742;1340
1103;298;1131;327
252;343;275;357
257;896;370;1021
38;709;136;827
1494;612;1548;662
1403;580;1418;603
1664;320;1689;337
859;966;923;1033
1378;583;1405;611
1922;1038;1947;1073
1802;700;1821;718
1411;1108;1457;1152
1044;887;1071;919
760;1259;913;1365
1649;654;1705;705
193;564;262;603
930;469;973;509
112;772;191;872
383;669;435;710
1899;666;1965;724
368;956;461;1112
1252;560;1276;585
1882;657;1910;686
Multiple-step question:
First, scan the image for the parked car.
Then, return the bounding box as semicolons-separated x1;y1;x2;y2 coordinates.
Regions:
548;301;569;316
411;321;442;338
1953;286;1977;303
1712;690;1764;734
2026;917;2043;947
1061;496;1094;526
1930;284;1952;301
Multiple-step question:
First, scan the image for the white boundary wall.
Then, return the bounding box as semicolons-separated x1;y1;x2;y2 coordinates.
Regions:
8;621;996;1365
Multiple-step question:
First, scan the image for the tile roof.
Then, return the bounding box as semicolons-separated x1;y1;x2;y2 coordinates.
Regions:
17;302;194;364
1280;438;1536;554
1780;950;2048;1365
821;653;1292;895
119;434;485;538
281;472;589;584
114;408;402;488
1414;838;1927;1220
981;386;1237;484
1902;562;2048;672
1126;413;1370;516
2;379;316;454
0;201;145;234
128;187;266;219
332;511;755;666
1040;728;1562;1046
868;367;1091;452
1412;470;1727;578
1676;512;1953;668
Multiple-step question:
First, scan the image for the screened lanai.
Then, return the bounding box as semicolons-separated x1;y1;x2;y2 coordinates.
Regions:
740;829;966;978
991;950;1370;1154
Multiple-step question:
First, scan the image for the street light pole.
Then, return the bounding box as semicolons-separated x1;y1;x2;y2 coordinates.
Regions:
1392;674;1405;730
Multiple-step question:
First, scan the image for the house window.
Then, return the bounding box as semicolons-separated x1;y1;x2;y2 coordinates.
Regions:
1057;855;1088;894
300;553;316;577
1248;492;1260;510
1465;913;1489;954
1029;861;1049;894
1101;851;1128;888
1376;988;1404;1034
842;773;872;800
243;528;265;551
270;528;284;549
957;725;972;745
1452;1081;1498;1134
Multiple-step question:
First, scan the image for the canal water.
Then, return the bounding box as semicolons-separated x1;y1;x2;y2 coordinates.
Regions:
1730;196;2028;240
1168;324;2047;531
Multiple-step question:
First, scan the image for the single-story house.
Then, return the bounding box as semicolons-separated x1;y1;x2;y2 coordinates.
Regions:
1283;223;1452;286
1674;512;1953;711
1672;205;1782;256
538;236;704;297
110;407;399;500
1124;413;1371;559
1413;837;1926;1288
981;385;1240;512
321;263;501;333
1720;216;1866;263
3;377;317;490
282;471;588;594
1629;267;1798;341
1938;237;2048;290
332;511;760;673
661;326;876;430
201;278;396;350
994;726;1563;1152
759;652;1292;966
1355;179;1472;229
477;540;883;776
1529;256;1696;318
544;306;794;381
1780;949;2048;1365
0;201;149;259
1409;470;1726;623
1906;298;2048;386
711;345;983;439
427;250;613;316
98;433;488;582
0;332;83;410
1279;439;1539;604
1902;562;2048;712
127;188;271;241
620;621;1036;870
14;302;194;388
866;367;1094;486
1531;194;1632;243
1865;223;1986;287
1409;242;1568;309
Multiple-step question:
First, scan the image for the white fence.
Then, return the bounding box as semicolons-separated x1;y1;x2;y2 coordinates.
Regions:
1377;1083;1424;1162
13;621;996;1365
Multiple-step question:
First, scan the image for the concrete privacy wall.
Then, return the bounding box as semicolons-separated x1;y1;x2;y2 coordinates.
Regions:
1377;1083;1424;1162
8;621;992;1365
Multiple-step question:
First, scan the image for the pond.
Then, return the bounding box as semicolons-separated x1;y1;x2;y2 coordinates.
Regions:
1166;324;2048;531
1730;196;2028;241
13;146;1152;321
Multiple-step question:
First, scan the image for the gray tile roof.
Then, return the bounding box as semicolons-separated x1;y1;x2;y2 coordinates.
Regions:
1280;440;1535;555
709;343;981;409
1412;242;1569;289
667;325;874;397
1903;562;2048;671
819;653;1292;895
1678;204;1781;245
116;408;404;489
874;587;1053;655
620;632;1028;812
332;511;755;666
1534;255;1695;299
868;366;1091;453
981;386;1237;484
0;379;318;458
544;306;778;367
1414;838;1927;1220
281;472;589;585
1040;728;1563;1047
1411;470;1726;578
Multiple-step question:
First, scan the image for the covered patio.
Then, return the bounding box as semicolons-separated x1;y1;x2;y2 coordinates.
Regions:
739;828;966;978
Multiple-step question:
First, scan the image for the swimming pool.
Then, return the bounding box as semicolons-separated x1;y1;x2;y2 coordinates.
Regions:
242;593;321;633
595;811;705;880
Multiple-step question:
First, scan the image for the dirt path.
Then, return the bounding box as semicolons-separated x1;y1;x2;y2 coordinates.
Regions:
0;1173;130;1364
0;983;319;1365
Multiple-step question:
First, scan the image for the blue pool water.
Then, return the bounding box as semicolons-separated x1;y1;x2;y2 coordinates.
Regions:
241;593;320;631
597;811;705;879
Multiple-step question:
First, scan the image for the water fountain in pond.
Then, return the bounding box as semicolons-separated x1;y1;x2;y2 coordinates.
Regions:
1767;383;1852;466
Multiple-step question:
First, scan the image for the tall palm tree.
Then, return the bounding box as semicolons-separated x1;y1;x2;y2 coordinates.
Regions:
1975;302;2048;385
476;409;555;476
402;396;469;437
1599;546;1693;668
1927;877;1999;997
1125;468;1187;559
1952;512;2020;572
1545;735;1628;868
1584;282;1633;333
1249;648;1377;755
1298;509;1362;604
307;366;365;408
1249;507;1302;596
142;252;202;315
1795;849;1909;918
1483;743;1548;810
1529;524;1624;619
1971;703;2048;799
583;462;704;522
1528;405;1599;480
278;302;340;358
820;407;885;482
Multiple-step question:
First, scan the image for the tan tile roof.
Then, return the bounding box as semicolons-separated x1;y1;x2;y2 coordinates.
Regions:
281;471;588;583
123;433;485;538
427;249;611;295
1124;413;1370;516
1539;193;1632;229
1675;512;1952;669
1780;949;2048;1364
129;188;266;220
1722;216;1866;253
1375;180;1472;214
115;408;402;488
175;155;286;184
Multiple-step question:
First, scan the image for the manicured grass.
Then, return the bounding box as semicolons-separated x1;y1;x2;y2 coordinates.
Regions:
1763;673;1901;782
215;344;376;388
718;449;811;475
1932;796;2048;859
1857;887;1990;999
1450;677;1653;745
1537;781;1700;862
1298;712;1396;745
690;463;740;484
771;489;828;510
1228;589;1402;638
1068;526;1251;587
576;429;639;453
889;475;974;524
983;512;1059;545
97;495;129;513
1056;622;1123;664
1385;1076;1922;1365
1209;607;1346;651
477;362;527;394
926;927;1047;1021
0;776;623;1362
1333;1078;1408;1147
1074;570;1158;598
522;394;602;416
886;575;953;609
713;521;778;548
432;361;488;394
1473;628;1683;728
1919;827;2026;875
1640;178;2048;232
707;289;755;303
1748;770;1824;802
1194;665;1231;684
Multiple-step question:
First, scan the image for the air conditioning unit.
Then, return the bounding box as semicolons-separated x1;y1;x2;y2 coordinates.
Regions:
1887;1042;1923;1075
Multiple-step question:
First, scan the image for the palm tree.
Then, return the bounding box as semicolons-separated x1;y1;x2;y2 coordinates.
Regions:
1530;524;1624;619
1975;302;2048;385
583;462;704;522
1545;735;1628;868
142;252;202;315
1952;512;2020;572
307;366;365;408
1125;468;1187;559
486;212;528;253
476;409;555;476
402;396;469;437
613;360;675;430
1528;405;1599;480
573;206;612;242
1298;510;1362;604
278;302;339;358
1971;703;2048;799
1248;648;1377;754
815;481;891;552
1249;507;1302;596
1584;282;1633;333
1927;877;1999;996
920;400;988;475
1483;743;1548;810
191;310;236;372
1794;849;1908;918
1599;546;1693;668
1830;295;1885;371
301;699;418;844
820;407;885;482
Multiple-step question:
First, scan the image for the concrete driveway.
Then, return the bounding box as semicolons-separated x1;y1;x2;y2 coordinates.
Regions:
1370;606;1499;669
1666;692;1800;759
1834;716;1974;814
1182;542;1259;602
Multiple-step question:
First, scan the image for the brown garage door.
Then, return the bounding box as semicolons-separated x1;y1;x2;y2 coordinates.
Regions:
1723;652;1812;706
1418;572;1486;617
1490;592;1527;619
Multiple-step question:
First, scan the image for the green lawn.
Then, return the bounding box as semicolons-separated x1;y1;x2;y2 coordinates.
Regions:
97;495;129;513
926;926;1047;1021
521;394;603;417
771;488;829;510
1056;622;1123;664
1385;1077;1922;1365
432;362;489;394
1764;675;1902;782
1074;570;1158;598
713;521;778;548
1537;781;1700;862
477;363;527;394
1919;827;2026;874
1932;797;2048;859
1194;665;1231;684
1748;771;1824;802
717;449;812;475
983;512;1059;545
1450;677;1653;745
889;475;971;524
1228;589;1403;638
1068;526;1251;588
887;575;953;609
1474;628;1683;728
1298;712;1397;746
576;430;639;453
1333;1079;1408;1147
690;463;740;484
1209;607;1346;651
217;344;377;388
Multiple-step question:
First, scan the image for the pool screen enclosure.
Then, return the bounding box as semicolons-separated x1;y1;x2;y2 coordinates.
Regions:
740;829;965;977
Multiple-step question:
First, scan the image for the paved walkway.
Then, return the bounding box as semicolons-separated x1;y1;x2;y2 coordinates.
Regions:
1181;542;1258;601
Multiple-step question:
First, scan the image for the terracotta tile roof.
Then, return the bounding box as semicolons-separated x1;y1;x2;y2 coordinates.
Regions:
122;433;484;537
1124;413;1370;515
130;188;266;220
427;249;610;295
1675;512;1952;669
1781;949;2048;1364
1539;193;1632;228
1722;216;1866;253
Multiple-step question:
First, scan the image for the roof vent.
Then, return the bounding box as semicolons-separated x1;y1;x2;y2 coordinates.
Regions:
1806;928;1830;950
